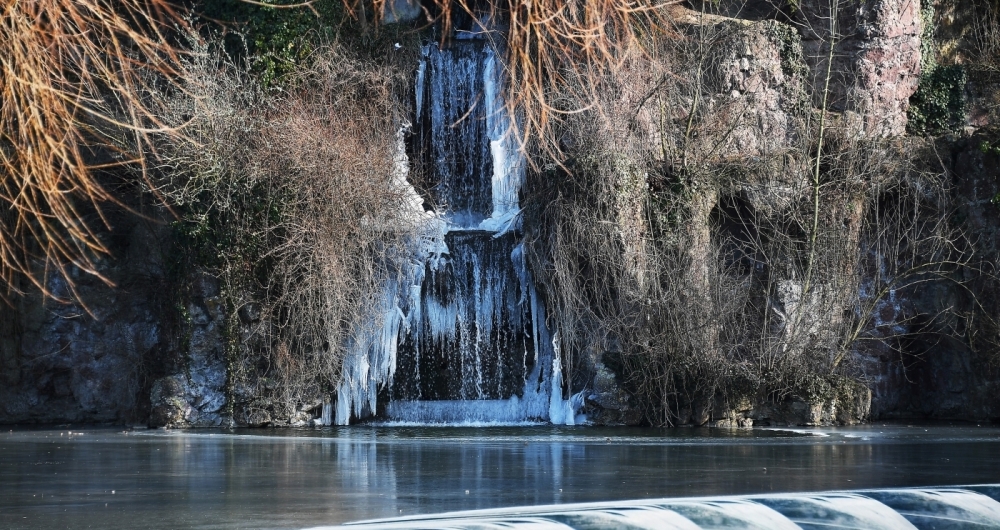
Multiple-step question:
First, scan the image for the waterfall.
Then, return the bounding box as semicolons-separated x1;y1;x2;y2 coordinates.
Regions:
334;38;583;425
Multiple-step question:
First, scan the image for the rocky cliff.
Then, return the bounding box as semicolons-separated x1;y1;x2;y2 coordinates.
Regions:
1;0;998;427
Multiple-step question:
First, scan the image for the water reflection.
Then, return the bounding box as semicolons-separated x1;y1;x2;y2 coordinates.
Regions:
1;425;999;529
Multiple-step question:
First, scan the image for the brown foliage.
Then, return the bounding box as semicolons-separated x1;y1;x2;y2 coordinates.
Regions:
0;0;188;301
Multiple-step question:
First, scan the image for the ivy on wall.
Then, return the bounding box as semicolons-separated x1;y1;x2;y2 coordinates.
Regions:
198;0;346;85
907;3;968;137
908;64;967;136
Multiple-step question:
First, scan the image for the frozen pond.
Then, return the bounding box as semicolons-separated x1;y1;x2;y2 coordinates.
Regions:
2;424;1000;529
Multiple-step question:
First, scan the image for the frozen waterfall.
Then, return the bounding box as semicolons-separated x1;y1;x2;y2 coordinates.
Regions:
334;38;582;425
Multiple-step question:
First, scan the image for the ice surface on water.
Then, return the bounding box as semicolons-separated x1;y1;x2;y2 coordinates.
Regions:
335;40;580;425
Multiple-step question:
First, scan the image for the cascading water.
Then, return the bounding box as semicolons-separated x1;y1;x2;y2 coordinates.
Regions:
334;35;583;426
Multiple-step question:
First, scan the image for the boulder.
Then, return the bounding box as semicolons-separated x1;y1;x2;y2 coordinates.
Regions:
584;363;642;425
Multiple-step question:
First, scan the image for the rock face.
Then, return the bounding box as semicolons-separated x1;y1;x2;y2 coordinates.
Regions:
1;1;998;429
0;205;230;428
0;215;176;425
147;273;228;428
653;11;811;184
868;139;1000;421
583;363;642;425
570;1;994;428
750;388;872;427
698;19;809;162
796;0;923;137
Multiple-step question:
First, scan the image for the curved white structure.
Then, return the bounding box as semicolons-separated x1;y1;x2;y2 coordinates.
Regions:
311;485;1000;529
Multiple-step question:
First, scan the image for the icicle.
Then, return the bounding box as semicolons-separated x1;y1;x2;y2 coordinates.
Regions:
415;46;429;121
321;401;332;426
479;46;526;233
549;332;566;424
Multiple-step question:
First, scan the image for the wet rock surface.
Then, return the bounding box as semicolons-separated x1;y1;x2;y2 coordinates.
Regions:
584;363;642;426
147;274;228;428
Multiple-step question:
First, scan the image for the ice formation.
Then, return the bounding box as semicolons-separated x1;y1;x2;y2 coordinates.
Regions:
334;39;581;425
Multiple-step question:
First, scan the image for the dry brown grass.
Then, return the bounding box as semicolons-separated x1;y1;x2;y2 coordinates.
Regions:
0;0;189;302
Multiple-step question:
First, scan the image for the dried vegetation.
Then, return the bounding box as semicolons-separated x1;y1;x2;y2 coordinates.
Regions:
150;37;416;421
0;0;187;302
523;2;977;425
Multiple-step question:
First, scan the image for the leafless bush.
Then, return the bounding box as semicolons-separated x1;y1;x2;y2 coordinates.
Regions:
151;37;414;421
969;0;1000;125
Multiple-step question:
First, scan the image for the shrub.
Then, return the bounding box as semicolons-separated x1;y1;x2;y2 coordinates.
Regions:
151;36;415;421
198;0;347;85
